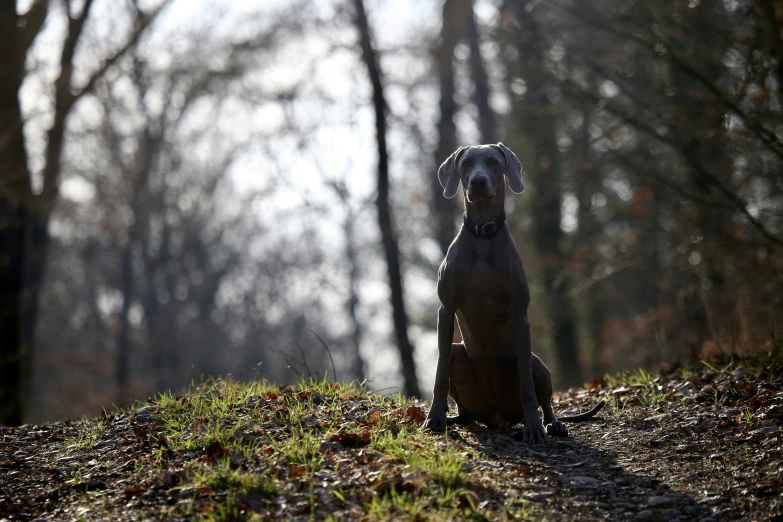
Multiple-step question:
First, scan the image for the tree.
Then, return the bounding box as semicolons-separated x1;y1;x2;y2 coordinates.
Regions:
353;0;421;398
0;1;43;425
506;4;583;386
0;0;168;425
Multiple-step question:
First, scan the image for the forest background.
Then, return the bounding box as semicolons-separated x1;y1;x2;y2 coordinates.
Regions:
1;0;781;424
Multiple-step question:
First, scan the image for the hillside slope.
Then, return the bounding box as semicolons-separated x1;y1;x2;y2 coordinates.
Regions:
1;355;782;521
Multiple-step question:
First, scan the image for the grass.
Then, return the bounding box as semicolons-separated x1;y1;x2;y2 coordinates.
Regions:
110;376;508;520
605;394;628;417
63;418;107;453
372;428;468;490
604;368;654;389
603;368;670;410
638;389;669;407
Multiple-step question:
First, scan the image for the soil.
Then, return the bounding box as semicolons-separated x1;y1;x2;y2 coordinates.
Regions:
1;356;782;521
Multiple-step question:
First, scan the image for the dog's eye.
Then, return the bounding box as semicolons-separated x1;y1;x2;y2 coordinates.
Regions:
486;157;499;168
461;157;474;169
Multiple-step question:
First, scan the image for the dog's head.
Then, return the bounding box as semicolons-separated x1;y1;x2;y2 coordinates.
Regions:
437;143;524;201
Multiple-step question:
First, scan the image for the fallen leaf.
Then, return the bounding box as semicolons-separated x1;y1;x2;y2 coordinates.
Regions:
289;464;307;479
406;406;426;423
204;441;226;460
588;377;604;390
123;486;143;496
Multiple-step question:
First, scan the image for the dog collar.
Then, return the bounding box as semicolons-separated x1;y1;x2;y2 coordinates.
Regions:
463;212;506;239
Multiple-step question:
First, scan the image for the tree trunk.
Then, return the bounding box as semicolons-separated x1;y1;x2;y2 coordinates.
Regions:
0;3;32;426
353;0;421;398
337;185;367;383
116;237;135;402
466;4;497;144
574;103;606;377
431;0;470;255
515;8;582;387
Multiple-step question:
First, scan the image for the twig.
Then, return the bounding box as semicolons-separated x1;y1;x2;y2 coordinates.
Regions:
309;329;338;382
272;347;306;379
294;341;313;379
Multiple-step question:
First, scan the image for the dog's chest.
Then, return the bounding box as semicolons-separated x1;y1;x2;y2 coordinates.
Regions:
456;255;518;310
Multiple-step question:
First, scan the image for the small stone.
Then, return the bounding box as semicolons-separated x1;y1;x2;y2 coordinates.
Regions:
662;508;683;517
732;367;748;379
94;439;119;449
570;476;601;486
135;406;163;422
647;496;674;507
85;480;106;491
637;509;654;518
750;426;778;436
320;440;341;453
56;456;77;464
178;487;196;497
523;492;553;502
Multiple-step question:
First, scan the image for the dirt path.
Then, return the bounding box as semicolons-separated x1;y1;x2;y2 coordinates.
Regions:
1;358;781;521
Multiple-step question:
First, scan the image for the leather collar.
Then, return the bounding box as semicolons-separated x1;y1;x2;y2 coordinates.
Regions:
463;211;506;239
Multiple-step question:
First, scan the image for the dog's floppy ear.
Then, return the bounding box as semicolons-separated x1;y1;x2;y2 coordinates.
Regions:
437;147;465;199
497;142;525;194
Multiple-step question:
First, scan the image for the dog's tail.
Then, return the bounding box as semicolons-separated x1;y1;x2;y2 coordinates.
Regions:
558;400;605;422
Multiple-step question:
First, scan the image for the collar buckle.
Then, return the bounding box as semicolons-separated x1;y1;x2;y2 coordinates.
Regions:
480;222;497;236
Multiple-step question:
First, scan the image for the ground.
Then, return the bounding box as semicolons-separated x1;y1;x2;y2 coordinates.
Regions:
1;354;782;521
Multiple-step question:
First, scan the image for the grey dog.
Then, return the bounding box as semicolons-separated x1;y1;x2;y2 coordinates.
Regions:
422;143;604;443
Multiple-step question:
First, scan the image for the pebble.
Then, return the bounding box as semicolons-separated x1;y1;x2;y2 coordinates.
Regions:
662;508;683;517
85;480;106;491
523;492;552;502
56;456;77;464
750;426;778;436
94;439;120;449
570;476;601;486
135;407;163;422
178;487;196;497
732;367;748;379
637;509;654;518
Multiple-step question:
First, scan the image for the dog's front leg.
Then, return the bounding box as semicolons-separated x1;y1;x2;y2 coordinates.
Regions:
423;305;455;432
516;312;548;443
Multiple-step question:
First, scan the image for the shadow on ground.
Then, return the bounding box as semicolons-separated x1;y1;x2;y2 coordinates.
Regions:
451;417;715;521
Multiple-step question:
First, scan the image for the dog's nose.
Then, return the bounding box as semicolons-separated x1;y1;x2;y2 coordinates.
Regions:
469;176;488;191
470;176;487;192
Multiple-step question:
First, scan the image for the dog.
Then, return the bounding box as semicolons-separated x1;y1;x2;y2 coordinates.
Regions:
422;143;604;443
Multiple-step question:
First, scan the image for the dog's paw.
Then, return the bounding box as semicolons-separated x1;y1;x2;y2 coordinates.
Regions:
545;421;568;437
422;413;447;432
519;421;548;444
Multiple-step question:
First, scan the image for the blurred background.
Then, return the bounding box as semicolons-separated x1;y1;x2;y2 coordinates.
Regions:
1;0;782;424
